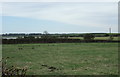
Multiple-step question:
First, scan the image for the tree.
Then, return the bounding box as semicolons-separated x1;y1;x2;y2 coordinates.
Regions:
41;31;49;39
83;34;95;41
109;35;114;41
43;31;49;35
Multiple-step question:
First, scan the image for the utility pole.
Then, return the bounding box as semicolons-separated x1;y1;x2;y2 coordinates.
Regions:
109;28;111;34
109;27;113;40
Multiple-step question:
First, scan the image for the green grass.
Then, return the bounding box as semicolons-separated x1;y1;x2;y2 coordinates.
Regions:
68;37;119;41
2;43;118;75
94;37;119;41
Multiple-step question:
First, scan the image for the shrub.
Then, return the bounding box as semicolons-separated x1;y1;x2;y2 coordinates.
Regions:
109;36;114;41
83;34;95;41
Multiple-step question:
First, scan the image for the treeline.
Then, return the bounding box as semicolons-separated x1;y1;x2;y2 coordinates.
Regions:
2;38;119;44
2;33;120;44
2;33;120;37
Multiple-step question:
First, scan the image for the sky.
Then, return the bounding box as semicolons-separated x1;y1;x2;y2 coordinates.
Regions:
0;0;119;2
1;2;118;33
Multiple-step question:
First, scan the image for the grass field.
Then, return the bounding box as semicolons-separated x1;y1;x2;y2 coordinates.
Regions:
2;43;118;75
68;37;119;41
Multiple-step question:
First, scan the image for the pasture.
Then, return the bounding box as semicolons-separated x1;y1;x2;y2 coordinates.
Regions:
2;43;118;75
68;37;119;41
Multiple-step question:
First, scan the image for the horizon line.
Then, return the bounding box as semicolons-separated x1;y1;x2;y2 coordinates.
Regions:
1;31;119;34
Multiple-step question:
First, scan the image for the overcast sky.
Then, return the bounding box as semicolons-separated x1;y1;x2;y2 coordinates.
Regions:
1;2;118;33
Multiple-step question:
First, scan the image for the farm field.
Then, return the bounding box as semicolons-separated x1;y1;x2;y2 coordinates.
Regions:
2;43;118;75
95;37;119;41
68;37;119;41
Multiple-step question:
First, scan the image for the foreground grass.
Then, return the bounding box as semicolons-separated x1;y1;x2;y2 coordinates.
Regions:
2;43;118;75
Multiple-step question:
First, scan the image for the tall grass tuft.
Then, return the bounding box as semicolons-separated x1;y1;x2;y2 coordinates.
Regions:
2;58;28;77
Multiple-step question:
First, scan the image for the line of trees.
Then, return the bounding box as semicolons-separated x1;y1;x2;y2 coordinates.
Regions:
2;38;119;44
2;32;120;37
2;31;120;44
2;33;119;44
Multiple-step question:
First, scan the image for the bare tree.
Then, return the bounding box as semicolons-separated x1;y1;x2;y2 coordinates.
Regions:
43;31;49;35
